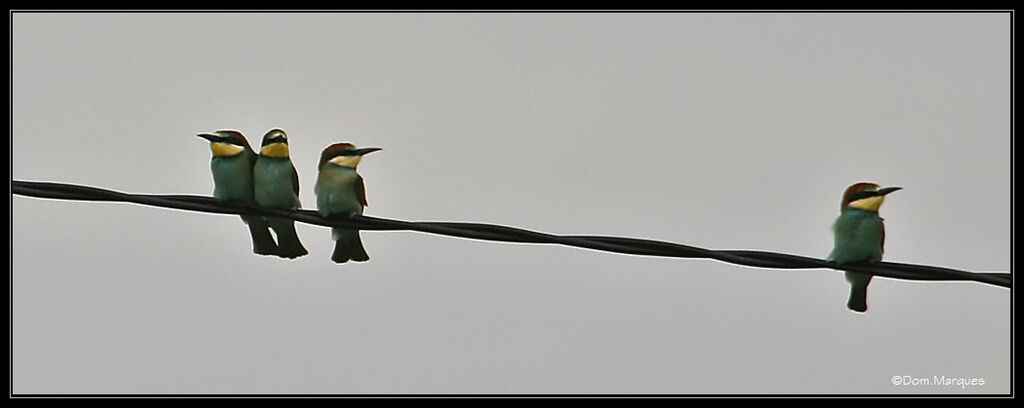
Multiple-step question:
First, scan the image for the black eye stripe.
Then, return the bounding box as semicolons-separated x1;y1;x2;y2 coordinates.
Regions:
850;190;878;201
261;135;288;146
326;150;358;160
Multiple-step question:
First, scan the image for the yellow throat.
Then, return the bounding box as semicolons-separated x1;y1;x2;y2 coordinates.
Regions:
260;142;290;158
328;155;362;168
847;195;886;212
210;142;245;157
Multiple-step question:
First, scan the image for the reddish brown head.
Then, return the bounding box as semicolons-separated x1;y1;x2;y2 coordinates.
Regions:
197;129;254;156
318;142;381;171
214;130;252;149
839;182;901;212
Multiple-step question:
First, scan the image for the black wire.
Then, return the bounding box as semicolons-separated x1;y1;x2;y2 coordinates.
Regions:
11;180;1011;289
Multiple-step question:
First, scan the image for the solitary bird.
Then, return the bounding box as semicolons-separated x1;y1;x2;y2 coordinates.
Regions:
197;130;278;256
315;143;381;263
827;182;901;312
253;128;308;259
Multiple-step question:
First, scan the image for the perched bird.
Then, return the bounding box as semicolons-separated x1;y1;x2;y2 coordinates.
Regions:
827;182;901;312
197;130;278;256
315;143;381;263
253;128;308;259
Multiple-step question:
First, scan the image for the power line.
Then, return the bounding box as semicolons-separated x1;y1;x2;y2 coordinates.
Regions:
12;180;1011;289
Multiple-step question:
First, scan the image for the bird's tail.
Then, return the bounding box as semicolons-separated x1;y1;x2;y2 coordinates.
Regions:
332;228;369;264
845;272;873;313
847;286;869;313
268;217;308;259
242;215;278;256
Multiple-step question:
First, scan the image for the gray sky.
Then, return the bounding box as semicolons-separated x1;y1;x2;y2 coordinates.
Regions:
12;12;1010;394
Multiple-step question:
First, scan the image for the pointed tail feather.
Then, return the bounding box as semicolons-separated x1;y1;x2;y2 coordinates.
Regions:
332;228;369;263
845;272;873;313
269;217;308;259
242;215;278;256
847;286;868;312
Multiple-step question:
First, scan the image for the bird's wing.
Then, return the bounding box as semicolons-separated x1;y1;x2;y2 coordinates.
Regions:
356;174;368;207
880;217;886;255
290;163;300;197
246;150;258;168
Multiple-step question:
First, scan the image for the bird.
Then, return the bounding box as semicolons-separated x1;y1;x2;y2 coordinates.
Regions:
253;128;309;259
315;142;381;263
826;182;901;313
197;130;278;256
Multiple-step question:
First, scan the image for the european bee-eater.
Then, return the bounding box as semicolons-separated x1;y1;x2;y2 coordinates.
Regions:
315;143;381;263
253;128;308;259
827;182;901;313
197;130;278;256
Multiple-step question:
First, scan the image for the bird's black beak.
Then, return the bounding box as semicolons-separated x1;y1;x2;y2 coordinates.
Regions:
876;187;902;196
197;133;219;142
354;147;382;156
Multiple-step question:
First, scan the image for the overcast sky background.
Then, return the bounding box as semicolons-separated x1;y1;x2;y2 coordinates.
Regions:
12;12;1011;394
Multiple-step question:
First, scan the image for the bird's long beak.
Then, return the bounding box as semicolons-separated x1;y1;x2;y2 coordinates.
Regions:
197;133;219;142
876;187;902;196
354;147;382;156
